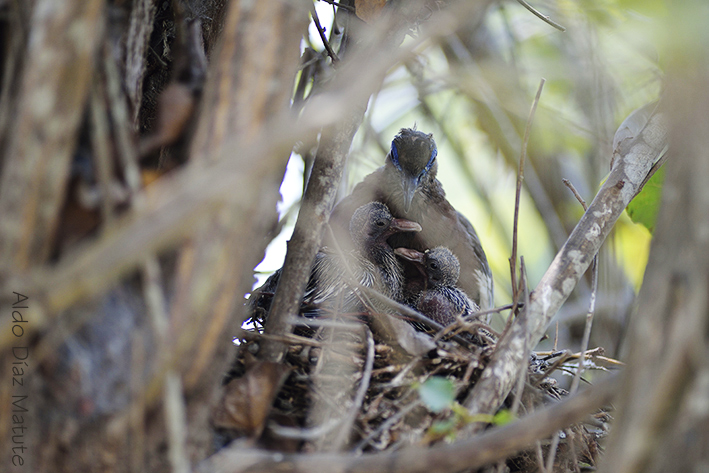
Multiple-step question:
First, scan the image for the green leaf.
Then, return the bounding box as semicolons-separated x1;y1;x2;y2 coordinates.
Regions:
418;377;455;413
627;166;665;232
492;409;516;426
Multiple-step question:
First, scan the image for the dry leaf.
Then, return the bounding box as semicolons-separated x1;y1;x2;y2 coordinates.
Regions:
355;0;387;24
138;82;195;158
212;361;292;438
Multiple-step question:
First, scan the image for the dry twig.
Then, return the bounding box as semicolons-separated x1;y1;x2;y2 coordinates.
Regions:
198;374;618;473
516;0;566;32
510;78;545;304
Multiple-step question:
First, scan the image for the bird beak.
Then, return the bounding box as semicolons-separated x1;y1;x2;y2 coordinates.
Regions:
389;218;422;234
401;176;418;213
394;247;425;264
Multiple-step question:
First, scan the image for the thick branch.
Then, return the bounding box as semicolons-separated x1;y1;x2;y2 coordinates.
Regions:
259;109;365;362
167;0;309;393
463;109;668;417
0;0;104;272
196;374;618;473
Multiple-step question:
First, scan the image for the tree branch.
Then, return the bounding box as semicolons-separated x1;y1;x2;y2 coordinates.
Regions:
0;0;104;272
196;374;618;473
516;0;566;32
259;108;365;362
463;107;669;421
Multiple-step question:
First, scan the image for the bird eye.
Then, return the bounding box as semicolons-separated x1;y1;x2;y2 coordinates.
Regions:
375;220;386;227
430;262;438;270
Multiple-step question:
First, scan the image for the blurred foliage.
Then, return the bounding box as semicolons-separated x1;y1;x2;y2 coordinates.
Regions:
418;376;456;413
626;166;664;233
263;0;665;355
490;408;517;426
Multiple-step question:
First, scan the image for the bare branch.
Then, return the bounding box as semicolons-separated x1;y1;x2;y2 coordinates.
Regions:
462;108;669;423
510;78;545;303
311;4;340;62
197;374;619;473
516;0;566;32
259;111;364;362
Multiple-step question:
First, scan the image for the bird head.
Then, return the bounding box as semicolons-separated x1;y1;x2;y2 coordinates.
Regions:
385;128;438;213
395;246;460;287
349;202;422;255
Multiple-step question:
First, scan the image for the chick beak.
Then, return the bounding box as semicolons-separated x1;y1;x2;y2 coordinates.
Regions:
394;247;425;264
401;176;419;213
389;218;422;235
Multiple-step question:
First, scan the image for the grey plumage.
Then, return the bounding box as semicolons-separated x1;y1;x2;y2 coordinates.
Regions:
250;202;421;320
329;128;494;309
394;246;480;327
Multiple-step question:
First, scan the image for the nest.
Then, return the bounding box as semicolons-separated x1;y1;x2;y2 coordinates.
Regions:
213;307;612;472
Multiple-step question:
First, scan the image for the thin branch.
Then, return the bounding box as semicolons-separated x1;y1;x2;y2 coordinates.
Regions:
331;327;375;448
534;440;547;473
465;303;517;321
268;418;345;440
89;81;117;229
563;178;598;395
509;257;531;416
561;179;585;208
566;427;582;473
516;0;566;32
164;372;190;473
544;428;561;472
103;42;142;193
312;4;340;63
319;0;355;12
510;78;545;304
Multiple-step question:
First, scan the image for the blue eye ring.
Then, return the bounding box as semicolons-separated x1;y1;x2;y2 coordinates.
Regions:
417;148;437;182
423;147;437;174
390;142;403;171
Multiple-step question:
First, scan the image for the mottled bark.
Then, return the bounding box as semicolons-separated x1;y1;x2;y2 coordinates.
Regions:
463;107;669;419
259;110;366;362
163;0;310;463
